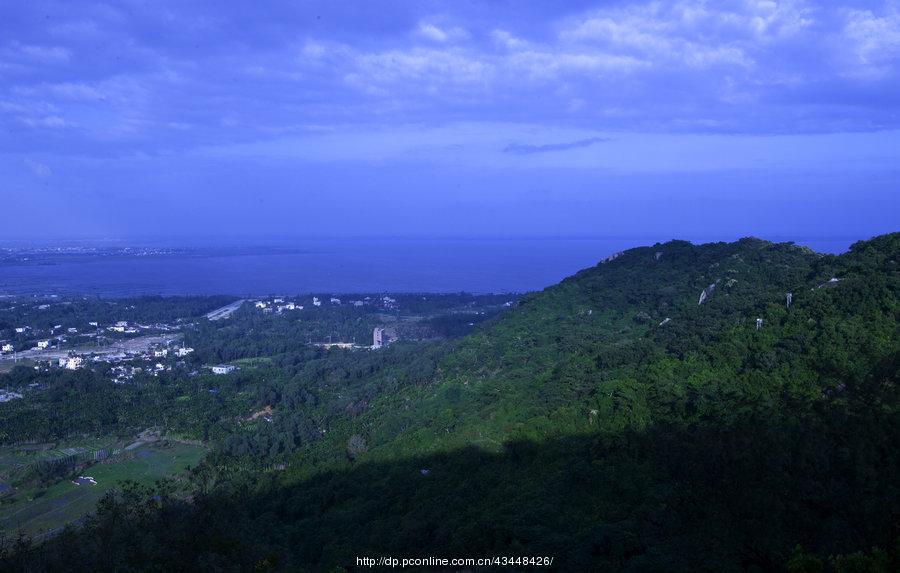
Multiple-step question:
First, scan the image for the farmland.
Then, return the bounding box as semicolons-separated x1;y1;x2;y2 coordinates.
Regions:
0;441;205;538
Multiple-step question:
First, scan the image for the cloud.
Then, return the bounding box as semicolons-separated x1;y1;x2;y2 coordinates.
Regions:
503;137;610;154
415;22;467;43
24;158;52;177
1;0;899;162
841;8;900;79
20;115;71;128
2;42;72;64
491;30;528;50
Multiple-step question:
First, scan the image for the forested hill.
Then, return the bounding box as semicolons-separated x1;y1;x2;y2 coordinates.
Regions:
7;234;899;572
347;234;898;458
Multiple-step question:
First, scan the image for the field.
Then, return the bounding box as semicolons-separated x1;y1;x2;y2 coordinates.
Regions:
0;441;205;538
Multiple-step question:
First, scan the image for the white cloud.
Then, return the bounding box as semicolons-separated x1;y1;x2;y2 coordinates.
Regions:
3;42;72;64
21;115;71;128
24;158;52;177
491;30;528;51
842;8;900;78
415;22;468;43
353;48;491;85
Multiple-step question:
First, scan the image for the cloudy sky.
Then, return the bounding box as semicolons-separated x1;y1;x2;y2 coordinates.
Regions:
1;0;898;241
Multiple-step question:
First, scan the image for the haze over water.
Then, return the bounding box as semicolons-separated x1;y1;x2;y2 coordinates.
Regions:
0;236;858;297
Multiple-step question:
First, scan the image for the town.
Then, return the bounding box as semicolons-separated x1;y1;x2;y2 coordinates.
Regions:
0;293;513;392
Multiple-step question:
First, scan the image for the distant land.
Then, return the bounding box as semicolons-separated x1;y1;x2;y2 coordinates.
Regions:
0;236;863;297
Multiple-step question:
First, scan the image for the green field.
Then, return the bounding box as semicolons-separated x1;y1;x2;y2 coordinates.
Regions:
0;437;118;473
0;441;206;538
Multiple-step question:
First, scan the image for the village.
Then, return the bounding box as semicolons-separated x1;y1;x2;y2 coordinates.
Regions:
0;293;419;391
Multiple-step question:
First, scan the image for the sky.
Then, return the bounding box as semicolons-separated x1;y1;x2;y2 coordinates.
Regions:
1;0;898;242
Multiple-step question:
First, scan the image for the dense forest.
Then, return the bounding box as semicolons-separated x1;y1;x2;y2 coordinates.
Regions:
1;234;897;571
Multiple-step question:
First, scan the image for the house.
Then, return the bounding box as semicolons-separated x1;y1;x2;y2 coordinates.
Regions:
175;347;194;357
153;349;168;358
211;364;236;375
116;321;128;327
273;298;284;304
312;297;322;307
59;356;84;370
15;327;27;334
330;297;341;305
255;301;267;309
1;344;13;353
37;340;50;350
88;321;98;327
109;326;126;333
0;390;23;403
67;327;78;333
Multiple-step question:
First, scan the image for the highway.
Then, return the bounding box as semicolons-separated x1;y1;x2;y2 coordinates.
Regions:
205;299;246;321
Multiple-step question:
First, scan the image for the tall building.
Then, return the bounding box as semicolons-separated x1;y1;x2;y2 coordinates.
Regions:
373;327;385;348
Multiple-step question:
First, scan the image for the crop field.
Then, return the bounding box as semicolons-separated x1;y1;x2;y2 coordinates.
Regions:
0;437;117;475
0;441;205;538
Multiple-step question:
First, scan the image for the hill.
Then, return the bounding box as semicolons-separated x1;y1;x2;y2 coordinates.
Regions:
5;234;898;571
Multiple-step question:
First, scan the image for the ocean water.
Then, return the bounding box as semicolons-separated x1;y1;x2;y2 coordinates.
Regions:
0;237;858;297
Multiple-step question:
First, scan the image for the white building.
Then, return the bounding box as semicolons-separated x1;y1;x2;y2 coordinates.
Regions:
330;297;341;305
59;356;84;370
109;326;126;333
88;321;98;327
15;327;27;334
312;297;322;307
37;340;50;350
373;327;385;349
67;327;78;333
1;344;13;353
153;349;168;358
255;301;267;309
0;390;23;403
116;321;128;327
211;364;236;375
175;347;194;357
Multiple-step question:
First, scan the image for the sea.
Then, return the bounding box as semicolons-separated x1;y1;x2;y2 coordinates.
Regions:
0;236;860;297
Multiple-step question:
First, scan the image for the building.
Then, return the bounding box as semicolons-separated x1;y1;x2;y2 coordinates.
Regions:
373;327;385;349
255;301;267;309
1;344;13;353
59;356;84;370
37;340;50;350
312;297;322;307
175;346;194;357
153;348;168;358
0;390;23;403
211;364;236;375
15;327;27;334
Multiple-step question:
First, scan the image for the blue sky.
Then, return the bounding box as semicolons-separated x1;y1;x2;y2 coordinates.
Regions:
1;0;898;241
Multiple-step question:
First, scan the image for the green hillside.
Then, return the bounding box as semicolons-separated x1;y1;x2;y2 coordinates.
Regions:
5;234;898;571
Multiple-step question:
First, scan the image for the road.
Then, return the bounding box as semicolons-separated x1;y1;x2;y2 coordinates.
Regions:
0;333;183;364
205;299;246;321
